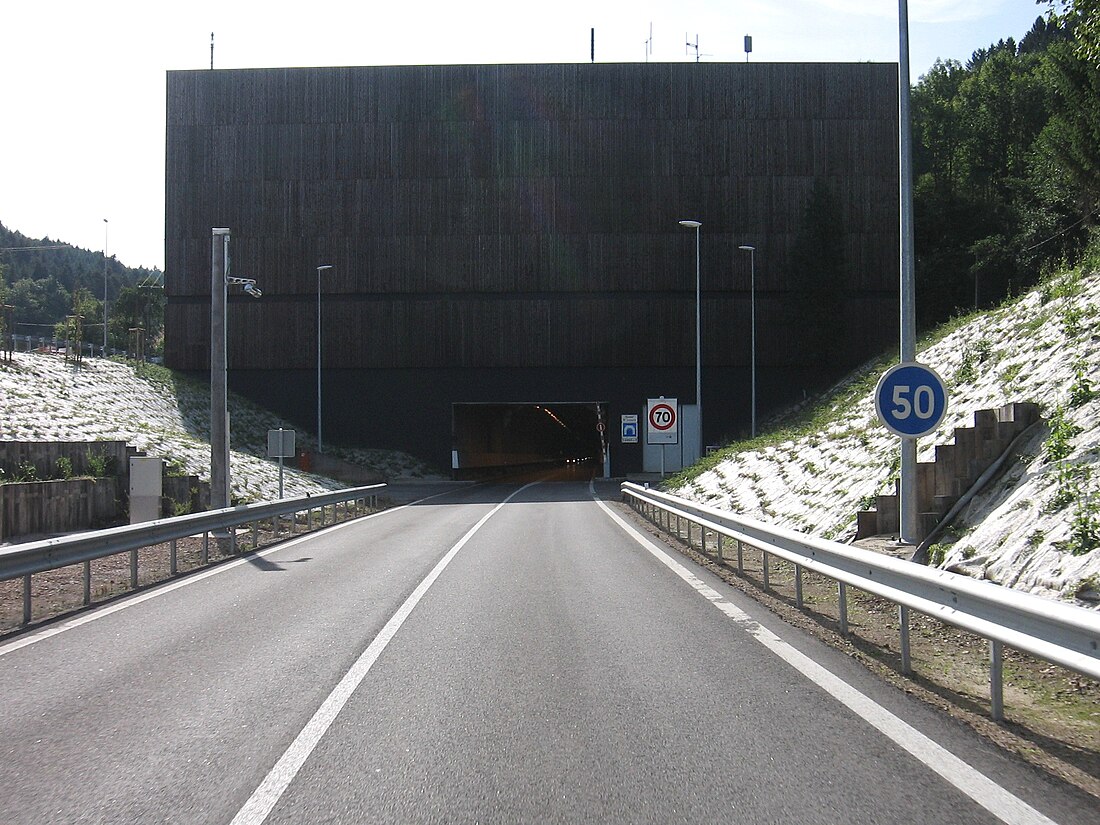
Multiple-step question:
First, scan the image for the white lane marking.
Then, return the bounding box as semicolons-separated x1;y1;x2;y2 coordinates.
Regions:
229;482;538;825
0;488;464;659
593;489;1058;825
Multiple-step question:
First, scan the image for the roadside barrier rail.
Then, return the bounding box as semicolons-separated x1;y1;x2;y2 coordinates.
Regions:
1;484;385;626
621;482;1100;720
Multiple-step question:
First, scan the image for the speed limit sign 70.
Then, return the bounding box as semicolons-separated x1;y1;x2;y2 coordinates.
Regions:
647;398;679;445
875;363;948;438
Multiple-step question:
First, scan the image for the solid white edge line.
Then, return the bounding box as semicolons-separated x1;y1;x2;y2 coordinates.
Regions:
0;486;464;659
228;481;539;825
593;486;1058;825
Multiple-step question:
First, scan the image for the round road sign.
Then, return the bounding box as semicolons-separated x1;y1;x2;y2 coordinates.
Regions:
875;362;948;438
649;403;676;431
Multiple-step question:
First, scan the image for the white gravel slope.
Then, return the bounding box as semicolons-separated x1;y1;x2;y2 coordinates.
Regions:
0;356;434;503
672;266;1100;606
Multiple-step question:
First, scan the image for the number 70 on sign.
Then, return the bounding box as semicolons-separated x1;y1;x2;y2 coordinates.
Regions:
874;362;948;438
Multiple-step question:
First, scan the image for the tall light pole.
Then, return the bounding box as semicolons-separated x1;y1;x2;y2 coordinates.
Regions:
211;229;231;511
316;264;334;453
103;219;109;352
678;220;702;460
210;227;262;511
739;245;757;438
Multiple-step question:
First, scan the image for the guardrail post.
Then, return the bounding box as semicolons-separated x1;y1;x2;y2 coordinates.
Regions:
838;582;849;635
23;573;31;625
736;540;744;575
308;507;314;531
899;605;911;675
716;534;723;563
130;548;138;589
795;565;803;608
291;511;297;534
170;539;178;575
251;521;258;551
83;560;91;605
202;531;209;564
762;551;770;590
990;640;1004;721
230;528;237;555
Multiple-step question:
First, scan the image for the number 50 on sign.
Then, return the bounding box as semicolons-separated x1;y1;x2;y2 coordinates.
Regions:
875;362;948;438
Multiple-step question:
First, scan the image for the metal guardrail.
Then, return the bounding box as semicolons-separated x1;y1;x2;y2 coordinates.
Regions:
621;482;1100;720
1;484;386;627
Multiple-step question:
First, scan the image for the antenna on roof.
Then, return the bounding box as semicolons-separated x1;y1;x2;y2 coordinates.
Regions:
685;33;709;62
686;33;699;62
591;27;595;63
645;23;653;62
210;32;214;70
744;34;753;62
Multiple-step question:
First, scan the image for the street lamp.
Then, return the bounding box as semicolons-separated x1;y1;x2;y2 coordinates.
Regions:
316;264;334;453
678;220;702;460
738;245;757;438
103;219;108;352
210;228;261;511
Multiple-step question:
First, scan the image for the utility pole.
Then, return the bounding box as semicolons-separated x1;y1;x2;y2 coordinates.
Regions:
898;0;918;544
211;228;230;511
103;219;109;352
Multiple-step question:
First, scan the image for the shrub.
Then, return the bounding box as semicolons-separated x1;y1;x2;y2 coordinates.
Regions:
86;450;115;478
55;456;74;479
1044;405;1081;463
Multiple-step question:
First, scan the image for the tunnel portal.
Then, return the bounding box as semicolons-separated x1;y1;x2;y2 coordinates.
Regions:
452;402;606;479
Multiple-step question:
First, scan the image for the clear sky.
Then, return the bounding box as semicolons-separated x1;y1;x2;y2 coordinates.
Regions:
0;0;1046;273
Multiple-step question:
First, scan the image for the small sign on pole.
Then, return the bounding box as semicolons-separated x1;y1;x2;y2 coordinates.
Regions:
621;414;639;443
267;429;296;499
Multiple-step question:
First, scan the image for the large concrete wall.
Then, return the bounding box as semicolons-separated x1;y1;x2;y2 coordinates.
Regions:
164;62;899;470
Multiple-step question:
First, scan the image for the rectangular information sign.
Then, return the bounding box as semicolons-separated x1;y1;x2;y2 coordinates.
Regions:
267;428;296;459
621;414;638;443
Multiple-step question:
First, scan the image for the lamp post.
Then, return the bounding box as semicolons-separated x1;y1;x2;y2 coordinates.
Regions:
103;219;108;352
316;264;334;453
210;227;262;511
678;220;702;460
739;245;757;438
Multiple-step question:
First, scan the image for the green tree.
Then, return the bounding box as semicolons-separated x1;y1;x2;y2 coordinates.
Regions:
7;276;71;329
1040;41;1100;221
1045;0;1100;63
913;59;967;197
110;285;165;353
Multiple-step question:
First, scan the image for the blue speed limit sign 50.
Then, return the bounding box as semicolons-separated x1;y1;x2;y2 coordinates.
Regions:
875;362;948;438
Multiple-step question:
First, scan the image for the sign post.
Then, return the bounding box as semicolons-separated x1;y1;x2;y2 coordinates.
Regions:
875;363;948;541
647;398;678;479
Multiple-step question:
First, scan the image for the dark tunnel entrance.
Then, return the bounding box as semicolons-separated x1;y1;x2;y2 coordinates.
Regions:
452;402;606;480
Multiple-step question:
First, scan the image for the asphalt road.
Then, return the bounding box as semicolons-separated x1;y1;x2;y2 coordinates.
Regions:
0;479;1093;824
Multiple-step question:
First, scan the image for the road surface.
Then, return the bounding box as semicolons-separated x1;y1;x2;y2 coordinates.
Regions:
0;479;1092;824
